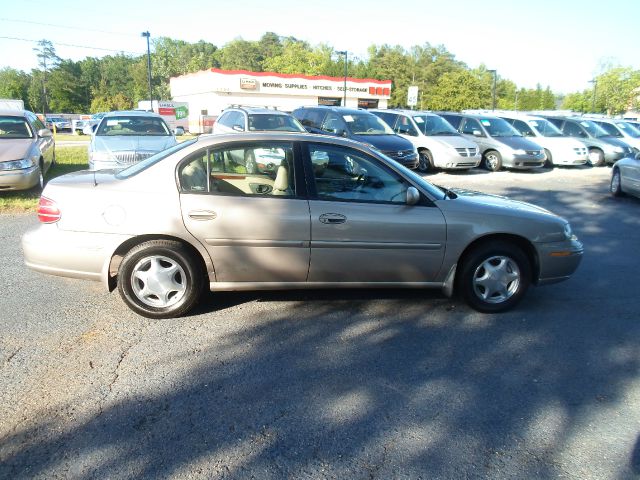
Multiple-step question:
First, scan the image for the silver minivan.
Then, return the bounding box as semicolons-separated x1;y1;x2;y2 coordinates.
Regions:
440;113;545;171
590;118;640;152
371;109;480;172
498;113;588;167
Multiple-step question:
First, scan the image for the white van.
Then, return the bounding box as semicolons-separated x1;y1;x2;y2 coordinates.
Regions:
498;113;588;167
371;110;480;172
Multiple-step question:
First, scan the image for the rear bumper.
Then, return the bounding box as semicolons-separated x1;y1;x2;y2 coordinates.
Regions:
22;224;132;290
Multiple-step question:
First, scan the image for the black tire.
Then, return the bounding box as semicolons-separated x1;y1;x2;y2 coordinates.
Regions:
610;168;624;197
589;148;605;167
483;150;502;172
458;241;531;313
418;150;433;172
118;240;204;319
543;149;553;168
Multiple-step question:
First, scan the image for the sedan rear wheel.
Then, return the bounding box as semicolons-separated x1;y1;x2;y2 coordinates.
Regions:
118;240;204;319
459;241;531;313
611;169;624;197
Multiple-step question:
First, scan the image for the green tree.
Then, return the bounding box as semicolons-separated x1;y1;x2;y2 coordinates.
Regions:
217;39;263;71
425;69;489;111
32;39;61;114
263;41;334;75
47;60;87;112
0;68;31;109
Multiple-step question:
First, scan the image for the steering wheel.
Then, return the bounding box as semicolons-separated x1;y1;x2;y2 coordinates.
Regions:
366;128;375;133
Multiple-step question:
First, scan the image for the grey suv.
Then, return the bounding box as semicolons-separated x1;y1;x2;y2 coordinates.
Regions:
292;106;419;169
440;113;545;171
542;117;633;166
213;107;306;134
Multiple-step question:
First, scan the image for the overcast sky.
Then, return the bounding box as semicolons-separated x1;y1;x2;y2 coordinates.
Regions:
1;0;637;94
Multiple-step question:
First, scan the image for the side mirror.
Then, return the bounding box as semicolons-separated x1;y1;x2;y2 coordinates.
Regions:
83;125;94;135
472;130;483;137
174;126;185;136
406;186;420;205
38;128;52;137
232;125;244;132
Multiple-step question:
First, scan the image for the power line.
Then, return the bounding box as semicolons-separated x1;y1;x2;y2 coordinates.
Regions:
0;36;144;55
0;17;135;37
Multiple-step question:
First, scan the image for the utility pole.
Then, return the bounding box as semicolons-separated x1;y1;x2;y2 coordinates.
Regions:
488;69;497;110
141;31;153;110
589;79;597;113
336;51;348;107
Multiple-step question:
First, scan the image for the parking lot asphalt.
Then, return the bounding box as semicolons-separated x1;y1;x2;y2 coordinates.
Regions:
1;165;639;479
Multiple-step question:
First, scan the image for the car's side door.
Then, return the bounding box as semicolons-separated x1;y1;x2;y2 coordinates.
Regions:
304;142;447;283
178;140;311;283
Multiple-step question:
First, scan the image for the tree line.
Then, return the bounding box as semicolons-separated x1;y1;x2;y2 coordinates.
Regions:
0;33;637;116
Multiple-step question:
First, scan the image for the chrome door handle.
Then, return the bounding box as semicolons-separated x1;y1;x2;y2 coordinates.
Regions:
319;213;346;224
188;210;217;221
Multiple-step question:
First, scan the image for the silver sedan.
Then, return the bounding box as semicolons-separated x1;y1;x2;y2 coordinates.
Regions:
611;152;640;199
22;133;583;318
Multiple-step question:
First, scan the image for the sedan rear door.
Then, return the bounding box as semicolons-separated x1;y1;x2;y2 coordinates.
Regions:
178;140;311;283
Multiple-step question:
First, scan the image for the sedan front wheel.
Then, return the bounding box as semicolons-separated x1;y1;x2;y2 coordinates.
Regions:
458;241;531;313
118;240;204;319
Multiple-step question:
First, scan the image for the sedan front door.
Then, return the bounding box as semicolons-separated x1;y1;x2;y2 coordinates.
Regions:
304;143;447;283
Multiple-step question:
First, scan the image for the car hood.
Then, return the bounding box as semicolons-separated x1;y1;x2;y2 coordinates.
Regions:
448;188;555;217
430;135;477;149
533;136;585;148
0;139;33;162
601;137;633;149
92;135;176;153
350;134;413;151
492;136;542;150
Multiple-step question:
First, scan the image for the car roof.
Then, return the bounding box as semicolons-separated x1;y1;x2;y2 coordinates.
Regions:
222;107;292;115
294;105;368;115
373;109;440;117
0;109;29;117
103;110;163;118
194;131;379;150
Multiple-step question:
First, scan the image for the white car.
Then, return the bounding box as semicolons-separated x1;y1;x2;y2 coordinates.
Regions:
611;152;640;199
371;110;480;172
499;114;588;167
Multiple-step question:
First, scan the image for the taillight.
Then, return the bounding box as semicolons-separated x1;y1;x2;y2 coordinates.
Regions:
37;196;61;223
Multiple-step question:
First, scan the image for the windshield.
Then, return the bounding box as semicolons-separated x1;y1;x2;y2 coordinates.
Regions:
248;113;306;132
479;117;521;137
115;139;197;179
96;116;171;136
529;119;563;137
344;113;394;135
578;120;609;138
414;115;458;136
0;116;33;139
615;121;640;138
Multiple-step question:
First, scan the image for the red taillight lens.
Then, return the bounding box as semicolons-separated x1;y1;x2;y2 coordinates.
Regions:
37;196;61;223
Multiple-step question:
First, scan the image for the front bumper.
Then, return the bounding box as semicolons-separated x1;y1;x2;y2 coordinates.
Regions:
535;238;584;285
502;152;546;169
604;151;626;165
0;166;40;191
